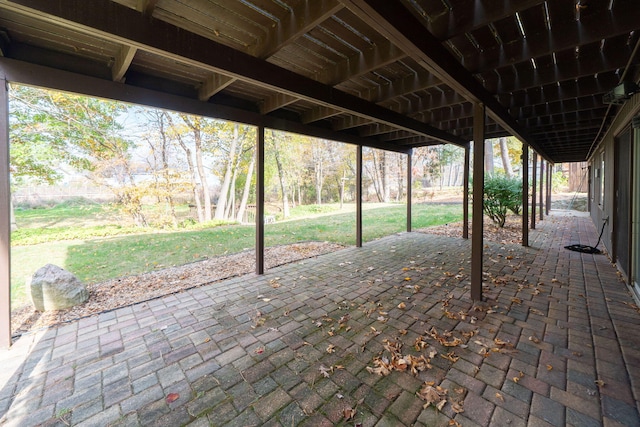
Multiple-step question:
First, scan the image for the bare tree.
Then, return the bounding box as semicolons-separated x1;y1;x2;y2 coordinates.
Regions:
499;137;514;177
181;115;213;221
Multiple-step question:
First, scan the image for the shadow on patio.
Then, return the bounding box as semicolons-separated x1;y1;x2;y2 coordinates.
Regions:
0;212;639;426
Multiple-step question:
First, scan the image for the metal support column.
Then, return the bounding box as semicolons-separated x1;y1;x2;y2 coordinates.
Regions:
522;143;529;247
407;150;412;232
539;159;545;221
463;143;470;239
531;153;537;230
546;163;552;216
471;103;485;301
0;75;11;348
255;125;265;275
356;145;362;247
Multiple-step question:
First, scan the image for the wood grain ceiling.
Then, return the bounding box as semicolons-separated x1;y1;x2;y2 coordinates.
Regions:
0;0;639;162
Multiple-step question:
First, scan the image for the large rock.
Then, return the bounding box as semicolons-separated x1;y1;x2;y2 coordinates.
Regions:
29;264;88;312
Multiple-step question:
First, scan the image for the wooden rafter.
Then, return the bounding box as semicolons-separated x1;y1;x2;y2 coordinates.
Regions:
2;0;466;146
341;0;547;159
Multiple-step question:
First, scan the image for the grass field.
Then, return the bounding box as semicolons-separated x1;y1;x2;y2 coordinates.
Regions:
11;201;462;307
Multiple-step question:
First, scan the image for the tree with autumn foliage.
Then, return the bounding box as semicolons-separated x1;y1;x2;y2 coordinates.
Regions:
10;84;149;226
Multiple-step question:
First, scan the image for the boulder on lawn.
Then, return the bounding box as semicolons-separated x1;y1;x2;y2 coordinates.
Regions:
29;264;89;312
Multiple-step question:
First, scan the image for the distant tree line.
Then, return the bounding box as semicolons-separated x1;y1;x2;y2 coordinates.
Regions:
10;85;475;228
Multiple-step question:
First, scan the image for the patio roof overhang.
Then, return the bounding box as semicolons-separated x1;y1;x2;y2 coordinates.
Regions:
0;0;637;163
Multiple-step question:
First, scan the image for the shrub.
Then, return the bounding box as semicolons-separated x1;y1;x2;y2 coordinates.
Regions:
482;174;522;227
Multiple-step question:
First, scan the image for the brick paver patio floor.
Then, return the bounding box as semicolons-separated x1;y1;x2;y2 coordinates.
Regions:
1;212;639;426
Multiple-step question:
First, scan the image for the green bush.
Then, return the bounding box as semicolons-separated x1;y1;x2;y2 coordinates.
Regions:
482;174;522;227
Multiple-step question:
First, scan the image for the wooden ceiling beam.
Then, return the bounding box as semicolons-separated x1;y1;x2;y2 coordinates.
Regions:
111;44;136;82
0;56;411;153
358;123;400;137
425;0;545;41
464;3;640;75
333;115;373;131
249;0;345;112
3;0;466;146
483;44;634;94
511;95;604;120
256;0;344;59
259;93;298;115
498;72;619;109
198;73;235;102
342;0;546;158
301;106;342;124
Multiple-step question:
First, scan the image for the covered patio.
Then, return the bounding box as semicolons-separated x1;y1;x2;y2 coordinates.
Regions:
1;212;638;426
1;0;640;425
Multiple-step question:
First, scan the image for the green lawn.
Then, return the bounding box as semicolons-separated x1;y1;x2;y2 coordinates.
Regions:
11;202;462;308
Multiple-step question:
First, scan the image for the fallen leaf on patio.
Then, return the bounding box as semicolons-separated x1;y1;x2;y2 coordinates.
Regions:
450;400;464;413
461;329;478;339
513;376;520;383
414;336;428;351
344;407;356;420
551;278;559;283
399;329;408;335
448;420;462;427
495;392;504;402
595;380;605;387
417;384;448;410
326;344;336;354
546;364;553;371
494;338;510;346
440;351;459;362
511;297;522;305
319;365;331;378
166;393;180;403
530;308;545;316
398;302;406;309
529;335;541;343
404;277;412;281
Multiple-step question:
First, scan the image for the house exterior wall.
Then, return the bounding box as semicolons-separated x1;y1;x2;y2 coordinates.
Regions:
589;92;640;297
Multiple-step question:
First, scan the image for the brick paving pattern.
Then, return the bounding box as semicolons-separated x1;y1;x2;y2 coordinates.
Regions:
1;213;639;426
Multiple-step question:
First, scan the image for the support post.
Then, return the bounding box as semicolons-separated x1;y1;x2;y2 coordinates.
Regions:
539;159;545;221
531;152;537;230
471;103;485;301
255;125;265;275
521;143;529;247
0;75;11;348
407;149;412;232
463;143;470;239
546;163;552;216
356;145;362;247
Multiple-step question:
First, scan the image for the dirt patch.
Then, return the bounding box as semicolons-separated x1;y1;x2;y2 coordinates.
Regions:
11;241;344;337
417;214;524;245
